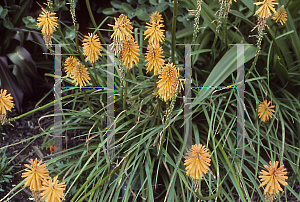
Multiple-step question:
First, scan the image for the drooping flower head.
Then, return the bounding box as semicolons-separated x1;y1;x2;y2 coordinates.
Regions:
258;100;275;122
37;8;58;47
145;43;165;75
40;176;66;202
70;62;91;88
82;33;102;64
0;89;14;115
254;0;278;19
157;63;178;102
259;161;288;201
150;11;163;24
144;21;165;45
64;56;79;77
184;144;211;180
272;5;287;25
21;158;49;191
122;37;140;70
108;14;133;46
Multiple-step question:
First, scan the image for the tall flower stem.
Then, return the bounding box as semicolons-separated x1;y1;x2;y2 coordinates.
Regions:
157;101;170;157
154;75;161;125
74;25;110;167
245;28;263;80
123;70;131;110
85;0;106;44
245;49;259;80
171;0;178;64
93;63;100;86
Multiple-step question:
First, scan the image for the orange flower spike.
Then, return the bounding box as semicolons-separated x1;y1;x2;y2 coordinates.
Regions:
64;56;79;77
144;22;165;45
259;161;288;195
145;43;165;75
184;144;211;180
37;8;58;47
0;89;14;115
157;63;178;102
21;158;49;191
258;100;275;122
82;33;102;64
254;0;278;19
108;14;133;44
40;176;66;202
122;37;140;70
70;62;91;88
37;8;58;36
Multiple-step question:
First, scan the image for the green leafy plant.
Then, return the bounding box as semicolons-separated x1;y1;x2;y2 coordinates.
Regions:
0;147;13;192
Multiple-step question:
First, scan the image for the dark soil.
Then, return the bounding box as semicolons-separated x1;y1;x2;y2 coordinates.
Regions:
0;87;55;201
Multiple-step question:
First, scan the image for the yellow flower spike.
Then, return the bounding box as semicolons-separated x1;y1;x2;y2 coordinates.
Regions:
145;43;165;75
272;5;287;25
144;19;165;45
150;11;164;24
184;144;211;180
144;22;165;45
64;56;79;77
82;33;102;64
254;0;278;19
40;176;66;202
21;158;49;191
257;99;275;122
70;62;91;88
0;89;14;115
122;37;140;70
157;62;178;102
108;14;133;44
259;161;288;201
37;8;58;47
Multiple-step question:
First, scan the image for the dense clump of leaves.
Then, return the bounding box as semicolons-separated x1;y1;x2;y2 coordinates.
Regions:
0;147;13;192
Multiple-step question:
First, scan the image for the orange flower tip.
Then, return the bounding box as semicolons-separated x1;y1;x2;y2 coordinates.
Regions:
0;89;14;115
259;161;288;195
257;99;275;122
21;158;49;191
40;176;66;202
64;56;79;77
37;8;58;35
70;62;91;87
108;14;133;45
145;43;165;75
184;144;211;180
157;63;179;102
144;20;165;45
82;33;103;64
122;37;140;70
